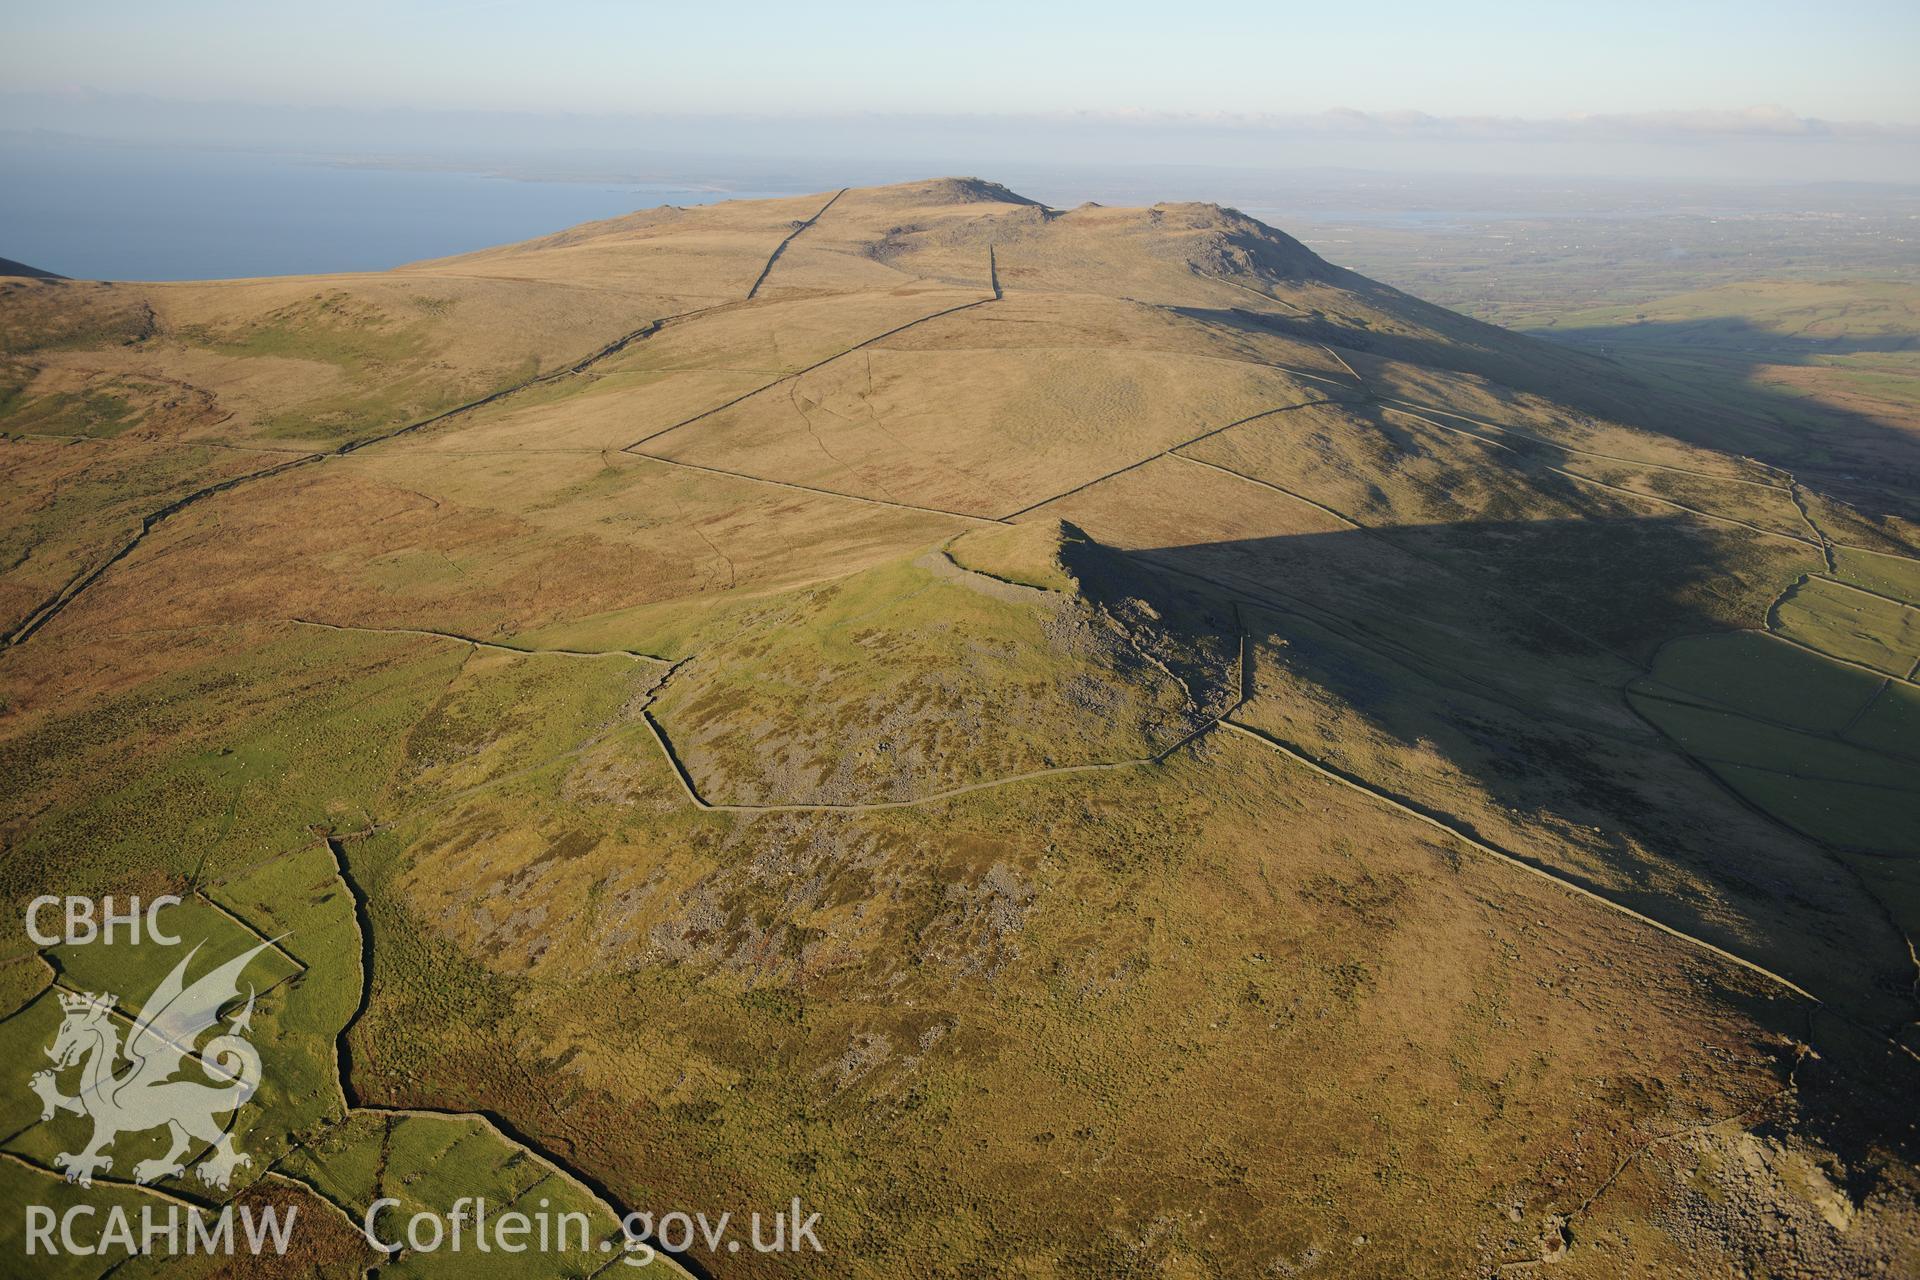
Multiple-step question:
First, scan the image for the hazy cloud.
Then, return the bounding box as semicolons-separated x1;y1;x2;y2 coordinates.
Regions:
1022;105;1920;142
4;91;1916;184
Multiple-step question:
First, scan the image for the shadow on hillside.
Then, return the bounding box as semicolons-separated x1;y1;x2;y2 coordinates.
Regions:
1063;514;1914;1037
1533;315;1920;512
1092;515;1920;1161
1084;509;1812;666
1178;302;1920;532
1536;314;1919;360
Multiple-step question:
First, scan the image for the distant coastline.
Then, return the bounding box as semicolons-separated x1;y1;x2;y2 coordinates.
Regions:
0;140;803;281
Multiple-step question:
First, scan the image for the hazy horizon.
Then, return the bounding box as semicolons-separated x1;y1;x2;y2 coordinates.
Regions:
8;133;1917;283
5;0;1919;187
7;88;1919;187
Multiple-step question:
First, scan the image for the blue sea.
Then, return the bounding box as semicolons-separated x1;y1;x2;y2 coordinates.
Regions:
0;143;800;282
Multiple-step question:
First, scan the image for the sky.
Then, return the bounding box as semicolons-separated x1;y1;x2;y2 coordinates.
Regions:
9;0;1919;121
4;0;1918;181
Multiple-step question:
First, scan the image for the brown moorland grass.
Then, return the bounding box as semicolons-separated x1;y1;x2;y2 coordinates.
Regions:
3;179;1917;1278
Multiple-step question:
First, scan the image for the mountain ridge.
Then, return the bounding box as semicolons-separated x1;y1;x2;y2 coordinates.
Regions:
2;174;1917;1278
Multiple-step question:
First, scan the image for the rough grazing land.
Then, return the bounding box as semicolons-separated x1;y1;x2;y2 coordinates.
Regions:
2;179;1918;1277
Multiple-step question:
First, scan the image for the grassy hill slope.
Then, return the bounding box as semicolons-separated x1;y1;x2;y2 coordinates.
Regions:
2;179;1916;1278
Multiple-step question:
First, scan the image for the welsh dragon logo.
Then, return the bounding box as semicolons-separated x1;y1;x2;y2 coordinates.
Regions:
30;939;275;1190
